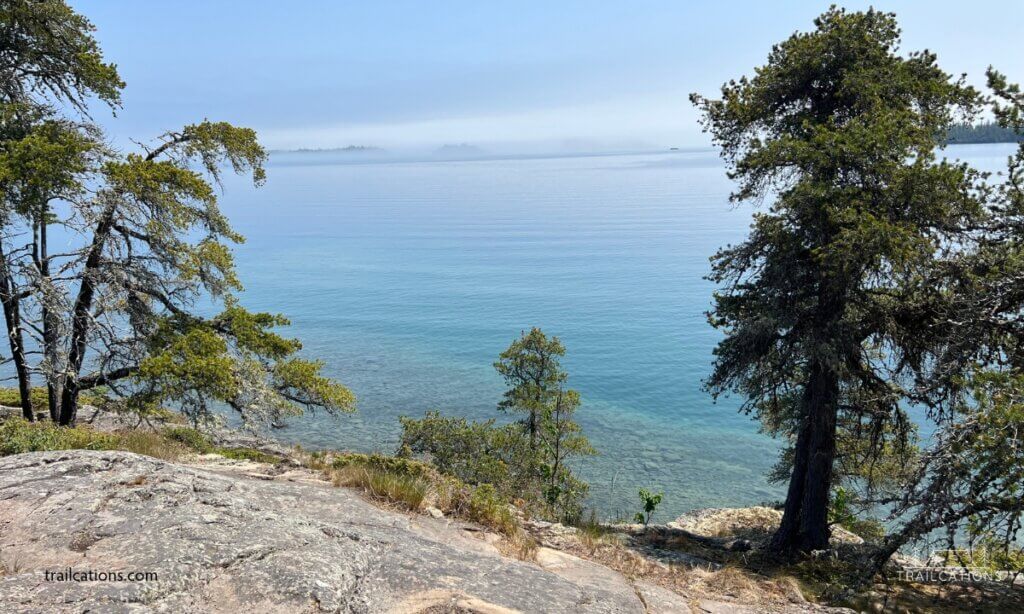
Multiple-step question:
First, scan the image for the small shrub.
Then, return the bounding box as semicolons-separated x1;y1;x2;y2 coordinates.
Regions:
161;426;213;453
465;484;518;534
332;452;437;479
116;430;189;461
0;419;118;455
398;411;534;496
0;387;108;413
827;486;884;543
634;488;663;526
320;451;524;538
215;447;281;464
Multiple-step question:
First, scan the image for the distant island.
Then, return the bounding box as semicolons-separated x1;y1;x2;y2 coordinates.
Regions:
288;145;384;153
434;143;485;157
944;121;1023;144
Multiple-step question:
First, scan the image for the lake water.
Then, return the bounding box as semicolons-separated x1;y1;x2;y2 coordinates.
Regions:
218;144;1017;522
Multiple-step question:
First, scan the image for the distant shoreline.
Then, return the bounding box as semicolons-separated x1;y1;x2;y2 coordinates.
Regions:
944;122;1023;145
266;142;1014;165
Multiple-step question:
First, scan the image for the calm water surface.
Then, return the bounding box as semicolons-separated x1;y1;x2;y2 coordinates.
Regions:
218;144;1015;521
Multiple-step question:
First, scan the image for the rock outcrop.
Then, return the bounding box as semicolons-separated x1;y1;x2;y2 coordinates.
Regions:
0;451;648;613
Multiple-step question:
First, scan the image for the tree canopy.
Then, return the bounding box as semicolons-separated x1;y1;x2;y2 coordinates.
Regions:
0;0;354;429
693;6;984;554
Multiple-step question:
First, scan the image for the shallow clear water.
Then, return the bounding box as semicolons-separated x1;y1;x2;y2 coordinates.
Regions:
217;144;1017;522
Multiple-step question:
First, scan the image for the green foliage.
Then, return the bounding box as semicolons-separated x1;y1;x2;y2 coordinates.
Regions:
693;6;984;552
330;462;430;511
131;304;355;429
824;486;885;543
0;387;51;411
826;487;856;528
399;329;594;523
0;387;105;412
161;426;214;453
398;410;534;497
0;0;352;429
0;418;292;467
0;117;99;214
959;520;1024;579
179;121;268;186
318;450;525;537
331;452;436;480
0;0;124;110
536;387;594;522
0;419;118;455
634;488;663;526
464;483;517;534
494;327;566;440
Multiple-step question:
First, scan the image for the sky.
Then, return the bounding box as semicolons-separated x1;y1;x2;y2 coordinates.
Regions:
72;0;1024;152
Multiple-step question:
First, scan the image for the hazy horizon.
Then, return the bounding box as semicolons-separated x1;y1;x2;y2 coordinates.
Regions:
72;1;1024;153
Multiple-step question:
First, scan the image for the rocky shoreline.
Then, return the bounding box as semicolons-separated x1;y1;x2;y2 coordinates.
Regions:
2;408;1019;612
0;448;850;613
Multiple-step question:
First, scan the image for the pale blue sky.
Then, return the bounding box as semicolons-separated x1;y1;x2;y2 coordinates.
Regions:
72;1;1024;151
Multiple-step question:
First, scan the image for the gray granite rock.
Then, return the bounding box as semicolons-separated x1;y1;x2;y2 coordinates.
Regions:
633;581;694;613
0;451;646;613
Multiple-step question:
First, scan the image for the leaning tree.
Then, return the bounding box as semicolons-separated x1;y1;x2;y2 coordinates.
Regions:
0;0;354;427
692;7;984;554
0;0;123;419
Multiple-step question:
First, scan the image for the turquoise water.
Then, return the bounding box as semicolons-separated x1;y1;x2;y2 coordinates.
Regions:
218;145;1016;521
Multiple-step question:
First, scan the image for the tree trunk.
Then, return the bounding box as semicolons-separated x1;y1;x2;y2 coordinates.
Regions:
796;362;839;551
0;239;34;420
769;400;813;551
37;214;60;421
769;360;840;555
58;204;116;425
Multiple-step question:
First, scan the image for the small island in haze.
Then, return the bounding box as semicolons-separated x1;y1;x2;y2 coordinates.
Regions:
434;143;486;157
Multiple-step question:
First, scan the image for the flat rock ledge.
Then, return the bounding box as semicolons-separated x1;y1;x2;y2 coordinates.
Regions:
0;451;649;613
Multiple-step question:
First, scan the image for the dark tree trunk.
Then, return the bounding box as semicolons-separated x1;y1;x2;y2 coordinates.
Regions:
769;397;813;551
58;205;116;426
795;362;839;551
0;240;34;420
769;360;840;554
37;215;60;422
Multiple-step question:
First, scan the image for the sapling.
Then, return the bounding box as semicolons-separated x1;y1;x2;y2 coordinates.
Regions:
634;488;663;527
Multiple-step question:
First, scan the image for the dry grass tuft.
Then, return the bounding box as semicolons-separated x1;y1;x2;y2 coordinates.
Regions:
0;552;25;576
329;464;430;511
498;530;539;561
116;430;190;461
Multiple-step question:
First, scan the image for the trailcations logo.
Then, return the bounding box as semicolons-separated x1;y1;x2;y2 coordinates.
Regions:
898;549;1023;584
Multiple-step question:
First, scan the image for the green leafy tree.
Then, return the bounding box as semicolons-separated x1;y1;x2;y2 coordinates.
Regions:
537;386;594;521
403;328;593;521
495;328;593;521
692;7;983;554
0;1;354;428
494;327;566;447
853;74;1024;580
0;0;123;111
0;0;122;419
